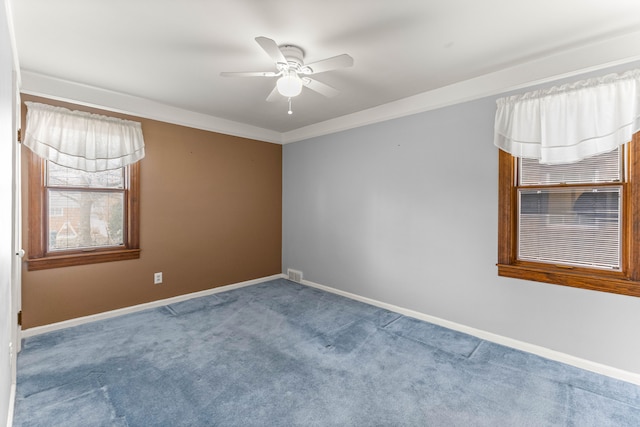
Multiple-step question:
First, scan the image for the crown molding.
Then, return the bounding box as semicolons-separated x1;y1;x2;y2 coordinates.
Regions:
19;70;283;144
19;29;640;146
281;30;640;144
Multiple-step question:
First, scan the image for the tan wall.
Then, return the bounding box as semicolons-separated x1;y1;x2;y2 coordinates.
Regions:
20;94;282;328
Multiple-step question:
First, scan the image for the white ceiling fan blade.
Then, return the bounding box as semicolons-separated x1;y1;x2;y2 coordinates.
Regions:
255;36;287;65
303;54;354;74
304;78;340;98
266;86;280;102
220;71;278;77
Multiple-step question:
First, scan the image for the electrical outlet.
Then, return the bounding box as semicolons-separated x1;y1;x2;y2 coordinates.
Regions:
154;272;163;284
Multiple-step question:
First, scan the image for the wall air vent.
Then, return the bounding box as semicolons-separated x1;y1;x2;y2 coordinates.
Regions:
287;268;303;283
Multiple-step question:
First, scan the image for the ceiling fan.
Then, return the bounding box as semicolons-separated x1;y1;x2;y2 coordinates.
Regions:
220;37;354;111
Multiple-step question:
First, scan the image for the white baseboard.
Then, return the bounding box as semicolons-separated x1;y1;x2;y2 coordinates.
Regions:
300;278;640;386
7;383;15;427
19;273;640;385
21;274;286;339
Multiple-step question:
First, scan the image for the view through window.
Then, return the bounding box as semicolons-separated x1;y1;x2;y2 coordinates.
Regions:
46;161;126;251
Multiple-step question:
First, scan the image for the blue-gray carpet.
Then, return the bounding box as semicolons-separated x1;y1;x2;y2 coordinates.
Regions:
13;278;640;426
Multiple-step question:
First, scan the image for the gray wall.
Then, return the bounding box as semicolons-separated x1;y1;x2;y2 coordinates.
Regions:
283;69;640;374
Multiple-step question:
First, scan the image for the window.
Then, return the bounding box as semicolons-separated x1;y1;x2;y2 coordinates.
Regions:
27;151;140;270
518;148;622;270
497;133;640;297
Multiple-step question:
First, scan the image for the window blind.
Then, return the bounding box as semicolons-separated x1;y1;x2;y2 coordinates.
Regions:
517;145;623;270
518;187;621;270
519;148;621;186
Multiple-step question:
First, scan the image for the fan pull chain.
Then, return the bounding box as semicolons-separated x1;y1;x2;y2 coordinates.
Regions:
288;97;293;115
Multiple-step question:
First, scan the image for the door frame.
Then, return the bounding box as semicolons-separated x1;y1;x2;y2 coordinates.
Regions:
11;72;21;368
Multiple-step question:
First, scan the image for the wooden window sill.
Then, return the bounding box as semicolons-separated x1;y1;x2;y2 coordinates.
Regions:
497;263;640;297
27;248;141;271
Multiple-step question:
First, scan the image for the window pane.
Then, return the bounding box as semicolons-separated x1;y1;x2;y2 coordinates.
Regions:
48;190;124;251
519;148;621;185
518;186;621;270
47;161;124;189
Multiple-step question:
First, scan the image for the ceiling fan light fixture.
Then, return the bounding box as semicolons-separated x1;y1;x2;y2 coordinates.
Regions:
221;37;354;103
276;70;303;97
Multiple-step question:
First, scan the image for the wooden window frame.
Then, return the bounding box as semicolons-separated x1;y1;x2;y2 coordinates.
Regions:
27;151;140;271
497;133;640;297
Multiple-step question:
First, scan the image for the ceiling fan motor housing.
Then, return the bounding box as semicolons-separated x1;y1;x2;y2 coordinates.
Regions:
279;45;305;69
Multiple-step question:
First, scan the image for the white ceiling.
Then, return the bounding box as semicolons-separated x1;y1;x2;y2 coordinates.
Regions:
9;0;640;143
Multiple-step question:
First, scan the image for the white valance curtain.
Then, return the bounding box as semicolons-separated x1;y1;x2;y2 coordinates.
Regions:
494;69;640;164
24;102;145;172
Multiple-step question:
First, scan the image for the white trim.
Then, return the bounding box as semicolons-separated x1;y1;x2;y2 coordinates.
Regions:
20;274;286;338
17;32;640;147
19;71;283;145
6;383;15;427
18;272;640;385
300;278;640;386
282;31;640;144
5;0;21;88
